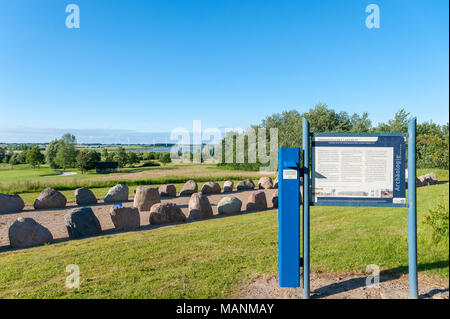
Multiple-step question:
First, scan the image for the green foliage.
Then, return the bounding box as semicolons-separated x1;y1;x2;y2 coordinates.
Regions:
417;134;449;169
55;140;78;170
76;150;101;173
303;103;352;132
140;160;161;167
159;153;172;164
46;134;78;170
101;148;112;161
9;153;23;165
45;139;60;168
127;151;140;166
144;152;157;160
417;121;449;140
350;112;372;133
423;203;449;244
25;146;45;168
114;147;128;168
222;104;449;171
375;109;411;133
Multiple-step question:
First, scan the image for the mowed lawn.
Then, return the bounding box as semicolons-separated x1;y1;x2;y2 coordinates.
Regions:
0;182;447;298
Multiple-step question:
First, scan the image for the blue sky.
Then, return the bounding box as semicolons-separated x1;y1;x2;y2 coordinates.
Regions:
0;0;448;143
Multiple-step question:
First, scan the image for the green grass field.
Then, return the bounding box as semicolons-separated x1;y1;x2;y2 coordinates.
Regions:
0;182;447;298
0;163;265;195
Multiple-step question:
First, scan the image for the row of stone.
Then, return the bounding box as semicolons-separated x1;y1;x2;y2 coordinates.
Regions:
8;189;279;249
0;177;277;214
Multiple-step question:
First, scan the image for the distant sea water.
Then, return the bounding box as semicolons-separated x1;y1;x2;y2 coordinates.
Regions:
138;146;209;153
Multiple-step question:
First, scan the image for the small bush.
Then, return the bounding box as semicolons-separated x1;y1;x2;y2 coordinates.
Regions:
140;160;160;167
159;153;171;164
423;203;449;244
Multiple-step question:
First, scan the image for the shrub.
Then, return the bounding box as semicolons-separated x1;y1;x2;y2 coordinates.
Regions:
159;153;171;164
140;160;160;167
423;203;449;244
417;134;449;169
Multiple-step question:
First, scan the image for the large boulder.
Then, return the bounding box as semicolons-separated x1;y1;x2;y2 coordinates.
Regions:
217;196;242;214
0;194;25;214
272;190;278;208
64;207;102;239
133;186;160;211
246;191;268;211
188;193;213;220
75;188;97;206
423;173;439;186
223;181;234;193
236;179;255;191
110;206;140;231
33;188;67;209
159;184;177;197
8;217;53;248
180;180;198;196
149;203;186;225
104;184;129;203
416;175;426;187
201;182;221;194
258;177;273;189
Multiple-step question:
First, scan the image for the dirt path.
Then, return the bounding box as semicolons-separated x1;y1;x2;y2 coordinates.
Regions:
0;188;278;249
237;273;449;299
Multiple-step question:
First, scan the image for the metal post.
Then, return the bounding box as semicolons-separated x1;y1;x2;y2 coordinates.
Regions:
408;118;418;299
278;148;301;287
302;118;310;299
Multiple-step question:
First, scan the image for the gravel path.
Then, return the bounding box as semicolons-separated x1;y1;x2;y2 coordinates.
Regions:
237;273;449;299
0;188;278;249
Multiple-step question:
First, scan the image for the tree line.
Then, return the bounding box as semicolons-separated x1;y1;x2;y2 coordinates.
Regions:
0;134;172;173
219;103;449;170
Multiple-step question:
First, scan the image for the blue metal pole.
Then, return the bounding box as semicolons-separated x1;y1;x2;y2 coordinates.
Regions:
408;118;418;299
302;118;310;299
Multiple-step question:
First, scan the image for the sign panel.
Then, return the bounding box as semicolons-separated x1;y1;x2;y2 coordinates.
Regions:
312;136;406;204
283;169;298;180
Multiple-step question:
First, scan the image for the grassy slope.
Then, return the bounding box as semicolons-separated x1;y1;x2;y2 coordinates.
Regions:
0;183;447;298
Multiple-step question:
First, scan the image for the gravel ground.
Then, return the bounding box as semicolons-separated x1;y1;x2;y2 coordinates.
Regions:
237;273;449;299
0;188;278;249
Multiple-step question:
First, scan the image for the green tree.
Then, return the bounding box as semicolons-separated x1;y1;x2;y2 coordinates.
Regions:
55;141;78;170
350;112;372;132
114;146;128;168
303;103;352;133
17;151;27;164
376;109;411;133
101;148;109;161
417;121;448;140
76;150;100;173
26;146;45;168
159;152;172;164
45;139;60;168
127;151;140;166
10;153;20;165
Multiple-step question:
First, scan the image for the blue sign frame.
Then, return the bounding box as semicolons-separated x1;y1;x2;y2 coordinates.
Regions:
278;117;418;299
311;134;407;207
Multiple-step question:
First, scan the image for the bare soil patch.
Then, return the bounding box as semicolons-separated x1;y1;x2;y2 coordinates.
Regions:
237;273;449;299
